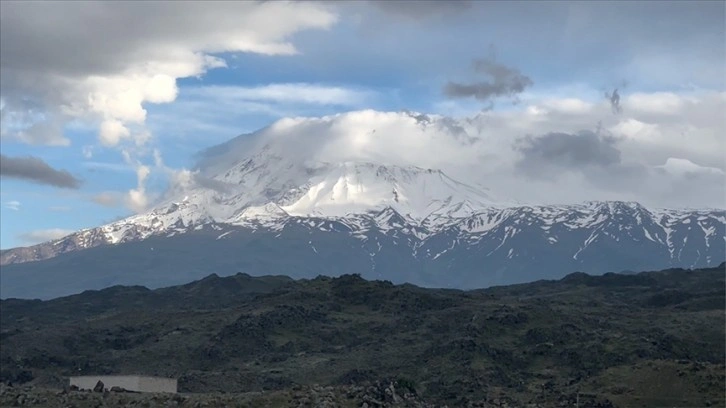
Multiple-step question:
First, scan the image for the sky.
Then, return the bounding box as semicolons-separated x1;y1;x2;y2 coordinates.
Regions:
0;0;724;249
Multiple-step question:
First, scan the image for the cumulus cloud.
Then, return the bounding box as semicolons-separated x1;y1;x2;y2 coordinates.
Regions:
0;154;81;188
17;229;75;245
0;1;337;212
444;56;533;106
126;165;152;213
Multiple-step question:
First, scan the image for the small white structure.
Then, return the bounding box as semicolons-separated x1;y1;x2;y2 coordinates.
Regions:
69;375;177;393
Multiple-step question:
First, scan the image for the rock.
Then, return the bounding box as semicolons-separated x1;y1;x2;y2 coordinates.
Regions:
93;380;105;392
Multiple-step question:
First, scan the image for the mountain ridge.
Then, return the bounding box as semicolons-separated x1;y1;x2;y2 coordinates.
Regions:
1;200;723;299
2;200;723;266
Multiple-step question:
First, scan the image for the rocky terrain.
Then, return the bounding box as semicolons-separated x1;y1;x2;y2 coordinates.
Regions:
1;264;724;407
0;381;444;408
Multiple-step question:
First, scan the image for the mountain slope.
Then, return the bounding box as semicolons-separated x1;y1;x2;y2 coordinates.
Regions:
1;201;723;299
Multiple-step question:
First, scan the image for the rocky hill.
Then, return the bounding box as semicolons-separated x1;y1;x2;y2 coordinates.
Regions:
1;264;724;407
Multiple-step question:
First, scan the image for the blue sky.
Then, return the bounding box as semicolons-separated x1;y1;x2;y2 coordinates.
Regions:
1;1;724;248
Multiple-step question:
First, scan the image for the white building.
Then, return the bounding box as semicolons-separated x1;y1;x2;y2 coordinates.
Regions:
69;375;177;393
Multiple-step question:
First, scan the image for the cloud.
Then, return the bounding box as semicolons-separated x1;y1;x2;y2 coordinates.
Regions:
605;88;622;114
17;228;75;245
511;130;653;198
82;161;136;173
188;89;724;209
0;154;82;188
4;200;21;211
0;110;71;146
91;192;124;207
0;1;338;213
624;92;686;116
82;145;94;159
655;158;725;178
126;165;152;213
514;130;622;176
0;1;337;146
185;83;374;106
193;174;234;194
443;56;533;106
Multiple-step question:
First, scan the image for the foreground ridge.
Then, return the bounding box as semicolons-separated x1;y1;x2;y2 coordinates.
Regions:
1;264;724;407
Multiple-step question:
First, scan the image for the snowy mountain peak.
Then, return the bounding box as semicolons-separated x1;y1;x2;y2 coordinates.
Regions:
277;161;498;219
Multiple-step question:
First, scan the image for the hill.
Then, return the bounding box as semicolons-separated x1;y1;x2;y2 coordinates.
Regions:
1;263;724;407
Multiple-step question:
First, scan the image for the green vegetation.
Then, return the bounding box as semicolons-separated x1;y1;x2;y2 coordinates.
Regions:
1;264;724;407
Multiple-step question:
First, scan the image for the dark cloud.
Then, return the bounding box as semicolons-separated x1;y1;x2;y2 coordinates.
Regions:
444;57;533;104
370;0;472;19
0;154;81;188
605;88;622;114
514;130;622;177
511;130;680;200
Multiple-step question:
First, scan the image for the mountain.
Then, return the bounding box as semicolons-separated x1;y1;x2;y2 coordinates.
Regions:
1;199;723;299
1;113;724;299
2;265;724;407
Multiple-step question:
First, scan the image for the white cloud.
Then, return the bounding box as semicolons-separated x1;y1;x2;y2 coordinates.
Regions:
1;1;337;146
624;92;687;115
4;200;21;211
0;1;338;213
126;165;152;212
82;161;136;173
539;98;594;115
185;83;374;106
655;158;725;177
17;228;75;245
82;145;94;159
192;90;725;209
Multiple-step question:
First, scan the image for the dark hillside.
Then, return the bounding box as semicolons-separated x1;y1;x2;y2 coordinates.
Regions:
1;264;724;407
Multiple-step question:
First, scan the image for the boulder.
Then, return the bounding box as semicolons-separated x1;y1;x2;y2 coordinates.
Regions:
93;380;104;392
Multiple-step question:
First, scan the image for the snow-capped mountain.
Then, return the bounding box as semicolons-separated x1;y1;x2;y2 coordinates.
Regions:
1;114;724;299
2;195;723;299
